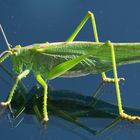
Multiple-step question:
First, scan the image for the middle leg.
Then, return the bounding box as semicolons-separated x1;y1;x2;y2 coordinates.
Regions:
36;74;48;122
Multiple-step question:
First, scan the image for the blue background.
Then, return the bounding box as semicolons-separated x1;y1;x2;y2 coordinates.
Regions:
0;0;140;140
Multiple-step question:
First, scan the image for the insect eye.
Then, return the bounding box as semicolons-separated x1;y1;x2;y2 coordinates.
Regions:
15;45;21;48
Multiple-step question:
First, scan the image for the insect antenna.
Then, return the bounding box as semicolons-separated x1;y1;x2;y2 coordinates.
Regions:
0;24;11;50
0;24;12;63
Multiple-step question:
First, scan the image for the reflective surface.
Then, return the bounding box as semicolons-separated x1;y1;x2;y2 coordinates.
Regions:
0;0;140;139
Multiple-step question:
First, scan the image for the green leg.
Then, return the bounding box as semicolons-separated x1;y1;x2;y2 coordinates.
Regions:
107;41;140;121
1;69;30;106
0;51;12;63
66;11;99;43
66;11;124;83
46;39;140;121
36;74;48;122
66;11;112;82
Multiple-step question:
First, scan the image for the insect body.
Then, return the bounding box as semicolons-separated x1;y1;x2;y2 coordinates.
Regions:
12;42;140;78
1;11;140;123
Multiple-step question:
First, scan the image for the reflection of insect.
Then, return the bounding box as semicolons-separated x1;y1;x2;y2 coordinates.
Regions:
1;11;140;123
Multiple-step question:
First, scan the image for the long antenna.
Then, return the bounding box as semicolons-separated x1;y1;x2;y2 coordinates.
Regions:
0;24;11;50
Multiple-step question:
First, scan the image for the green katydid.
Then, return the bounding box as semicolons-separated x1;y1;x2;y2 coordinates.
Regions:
1;11;140;123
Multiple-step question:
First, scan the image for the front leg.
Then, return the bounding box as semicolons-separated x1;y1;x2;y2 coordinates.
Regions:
1;69;30;106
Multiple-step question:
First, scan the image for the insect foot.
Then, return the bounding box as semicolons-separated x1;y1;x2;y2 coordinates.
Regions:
103;77;125;83
43;116;49;122
0;101;10;106
42;117;49;127
120;110;140;121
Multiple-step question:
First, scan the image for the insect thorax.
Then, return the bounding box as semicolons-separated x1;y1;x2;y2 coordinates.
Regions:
11;45;51;78
11;46;32;74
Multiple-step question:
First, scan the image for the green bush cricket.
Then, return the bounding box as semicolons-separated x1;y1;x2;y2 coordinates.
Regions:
1;11;140;123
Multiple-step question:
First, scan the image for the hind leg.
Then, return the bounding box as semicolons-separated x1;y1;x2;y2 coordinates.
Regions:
107;41;140;120
66;11;124;83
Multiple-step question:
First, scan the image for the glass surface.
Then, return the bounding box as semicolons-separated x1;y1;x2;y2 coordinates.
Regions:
0;0;140;140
